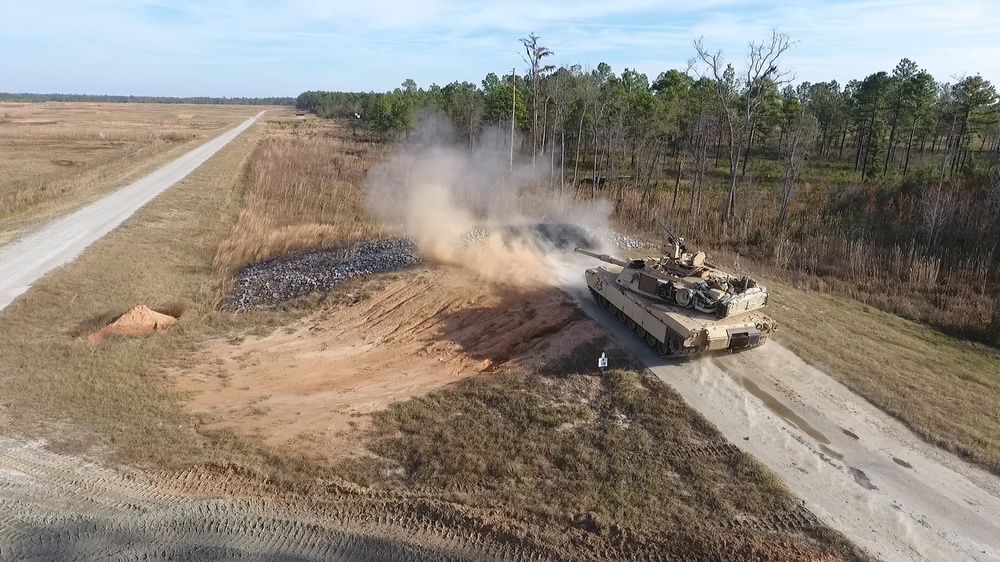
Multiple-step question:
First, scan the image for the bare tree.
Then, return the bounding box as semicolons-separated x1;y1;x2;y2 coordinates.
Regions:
778;96;817;228
521;33;556;168
693;29;793;219
920;179;951;248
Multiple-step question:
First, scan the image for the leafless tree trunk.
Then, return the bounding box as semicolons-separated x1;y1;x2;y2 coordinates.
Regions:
520;33;555;168
779;108;816;228
694;29;793;220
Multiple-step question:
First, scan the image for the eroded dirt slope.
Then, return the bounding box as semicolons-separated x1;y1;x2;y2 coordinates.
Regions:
175;267;594;458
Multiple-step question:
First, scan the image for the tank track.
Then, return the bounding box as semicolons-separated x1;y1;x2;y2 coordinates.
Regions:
589;288;697;359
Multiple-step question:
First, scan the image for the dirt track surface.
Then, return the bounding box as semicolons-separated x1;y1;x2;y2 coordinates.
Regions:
2;432;837;562
558;253;1000;561
176;267;592;457
0;112;263;312
0;437;558;561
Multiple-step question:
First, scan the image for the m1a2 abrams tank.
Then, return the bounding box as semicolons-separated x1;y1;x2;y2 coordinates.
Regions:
575;233;777;358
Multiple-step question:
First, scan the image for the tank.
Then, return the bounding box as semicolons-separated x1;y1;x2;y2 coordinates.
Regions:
575;233;777;358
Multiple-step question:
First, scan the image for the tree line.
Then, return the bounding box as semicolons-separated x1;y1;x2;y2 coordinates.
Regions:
298;32;1000;344
0;93;294;105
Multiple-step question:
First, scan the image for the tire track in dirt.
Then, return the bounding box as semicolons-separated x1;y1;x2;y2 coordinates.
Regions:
0;437;547;561
4;437;832;561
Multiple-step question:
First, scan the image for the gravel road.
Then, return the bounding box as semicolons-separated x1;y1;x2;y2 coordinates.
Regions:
0;111;264;313
558;252;1000;562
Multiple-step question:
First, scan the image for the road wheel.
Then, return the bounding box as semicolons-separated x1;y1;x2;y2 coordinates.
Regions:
616;308;627;323
656;340;671;357
598;294;609;308
668;337;686;356
635;325;647;339
646;333;658;348
626;317;637;331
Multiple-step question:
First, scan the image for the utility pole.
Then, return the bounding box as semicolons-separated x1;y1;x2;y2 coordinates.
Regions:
510;67;516;173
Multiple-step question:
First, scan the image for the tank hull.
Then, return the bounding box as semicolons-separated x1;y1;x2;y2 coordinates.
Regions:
584;267;776;358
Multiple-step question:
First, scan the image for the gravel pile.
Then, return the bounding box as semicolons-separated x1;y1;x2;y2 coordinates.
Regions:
457;228;493;248
459;223;647;252
231;238;420;310
230;225;648;309
578;226;648;251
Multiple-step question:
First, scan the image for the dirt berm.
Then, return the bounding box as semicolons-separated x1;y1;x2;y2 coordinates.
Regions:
175;267;594;458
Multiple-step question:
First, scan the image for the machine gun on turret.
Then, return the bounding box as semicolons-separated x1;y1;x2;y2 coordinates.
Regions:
657;219;687;258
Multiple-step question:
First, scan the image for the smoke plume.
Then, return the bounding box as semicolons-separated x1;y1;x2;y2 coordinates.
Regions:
365;111;612;286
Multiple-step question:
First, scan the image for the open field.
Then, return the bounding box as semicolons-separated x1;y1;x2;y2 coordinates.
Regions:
0;111;997;559
0;102;262;244
0;112;878;559
214;123;387;272
0;108;270;465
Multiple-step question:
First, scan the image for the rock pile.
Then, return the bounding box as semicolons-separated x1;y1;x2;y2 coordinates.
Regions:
578;226;647;251
231;238;421;311
230;225;647;310
459;223;646;252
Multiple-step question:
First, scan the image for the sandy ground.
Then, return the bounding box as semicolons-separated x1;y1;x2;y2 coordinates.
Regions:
176;253;1000;560
174;267;596;458
556;252;1000;562
0;111;263;312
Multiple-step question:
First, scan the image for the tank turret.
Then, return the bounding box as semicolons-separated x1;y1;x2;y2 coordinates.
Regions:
574;234;777;358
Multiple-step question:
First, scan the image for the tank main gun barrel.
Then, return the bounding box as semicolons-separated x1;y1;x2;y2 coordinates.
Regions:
574;247;630;267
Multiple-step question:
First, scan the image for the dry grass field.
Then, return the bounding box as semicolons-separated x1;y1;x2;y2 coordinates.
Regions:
213;123;387;272
0;107;270;465
0;102;260;243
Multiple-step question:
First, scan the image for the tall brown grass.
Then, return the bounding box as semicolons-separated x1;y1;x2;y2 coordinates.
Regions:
0;139;179;217
213;133;387;271
0;125;197;143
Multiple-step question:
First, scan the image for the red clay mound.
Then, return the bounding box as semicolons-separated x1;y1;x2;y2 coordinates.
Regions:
87;305;177;345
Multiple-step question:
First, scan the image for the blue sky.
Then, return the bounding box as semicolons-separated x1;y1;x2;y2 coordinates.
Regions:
2;0;997;97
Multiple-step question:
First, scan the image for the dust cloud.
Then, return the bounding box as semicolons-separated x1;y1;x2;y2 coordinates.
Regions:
365;111;613;287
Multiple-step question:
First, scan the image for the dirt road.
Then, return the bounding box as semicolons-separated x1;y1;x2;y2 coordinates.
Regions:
559;254;1000;561
0;111;263;312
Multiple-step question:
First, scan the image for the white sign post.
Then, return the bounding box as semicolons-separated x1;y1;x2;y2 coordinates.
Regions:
598;351;608;373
